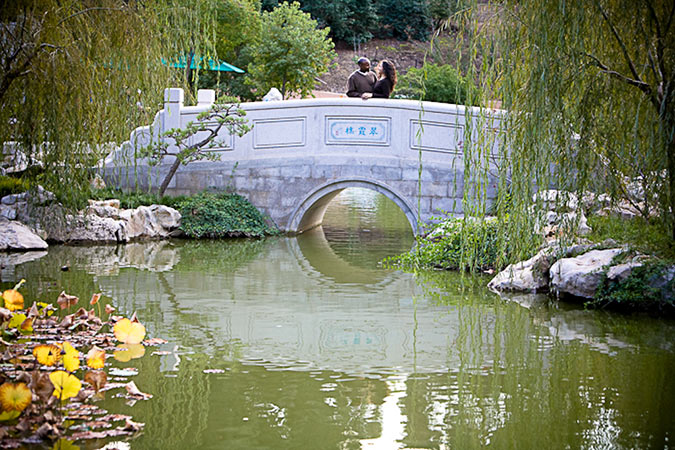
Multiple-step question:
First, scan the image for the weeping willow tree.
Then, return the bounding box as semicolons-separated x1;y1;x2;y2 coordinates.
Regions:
431;0;673;269
0;0;221;206
489;0;675;248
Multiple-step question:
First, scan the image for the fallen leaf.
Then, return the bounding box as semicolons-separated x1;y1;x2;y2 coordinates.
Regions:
124;381;151;400
0;382;31;412
56;291;78;310
2;289;24;312
203;369;226;374
143;338;168;346
86;347;106;369
27;303;39;318
122;417;144;432
29;371;54;402
49;371;81;401
113;318;146;345
8;313;27;329
90;293;102;305
33;344;62;366
0;410;21;421
63;342;80;372
105;304;116;315
84;371;107;394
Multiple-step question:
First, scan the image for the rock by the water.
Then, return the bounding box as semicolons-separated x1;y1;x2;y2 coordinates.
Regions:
121;205;180;240
47;214;127;243
488;247;556;292
550;248;625;299
0;217;49;250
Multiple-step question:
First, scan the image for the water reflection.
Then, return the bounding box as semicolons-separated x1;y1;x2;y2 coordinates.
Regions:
5;188;675;449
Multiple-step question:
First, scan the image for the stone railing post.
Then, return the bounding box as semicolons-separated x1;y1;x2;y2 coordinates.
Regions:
163;88;184;133
197;89;215;107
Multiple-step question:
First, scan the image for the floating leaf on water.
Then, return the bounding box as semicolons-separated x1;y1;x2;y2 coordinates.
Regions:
90;293;102;306
84;371;107;393
33;344;62;366
0;382;31;412
124;381;152;400
29;371;54;402
2;289;24;312
50;371;82;401
113;318;146;345
203;369;226;374
63;342;80;372
105;304;116;315
113;344;145;362
86;347;106;369
57;291;79;310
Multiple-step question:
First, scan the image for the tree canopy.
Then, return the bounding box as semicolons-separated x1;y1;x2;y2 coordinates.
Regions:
247;1;335;99
0;0;220;204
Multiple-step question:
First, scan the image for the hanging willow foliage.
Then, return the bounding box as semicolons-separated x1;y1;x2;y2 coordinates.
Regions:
428;0;674;270
0;0;221;206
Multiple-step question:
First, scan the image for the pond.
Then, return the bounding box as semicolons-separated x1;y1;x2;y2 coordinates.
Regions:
4;188;674;449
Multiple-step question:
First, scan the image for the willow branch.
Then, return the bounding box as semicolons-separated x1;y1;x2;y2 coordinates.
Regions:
594;0;643;84
584;52;652;92
644;0;667;84
57;7;124;25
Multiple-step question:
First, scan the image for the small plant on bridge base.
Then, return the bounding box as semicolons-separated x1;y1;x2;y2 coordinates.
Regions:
139;99;252;196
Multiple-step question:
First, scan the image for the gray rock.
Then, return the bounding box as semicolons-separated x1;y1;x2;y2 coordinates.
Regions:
0;205;16;220
47;214;127;243
121;205;181;240
550;248;625;299
0;217;49;250
488;247;556;292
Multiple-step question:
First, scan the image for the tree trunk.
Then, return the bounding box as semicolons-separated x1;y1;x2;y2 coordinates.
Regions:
158;157;182;197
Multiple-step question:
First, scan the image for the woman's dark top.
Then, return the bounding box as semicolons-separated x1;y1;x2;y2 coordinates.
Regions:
372;77;393;98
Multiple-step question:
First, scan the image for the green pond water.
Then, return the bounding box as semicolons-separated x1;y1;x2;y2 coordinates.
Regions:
4;188;675;449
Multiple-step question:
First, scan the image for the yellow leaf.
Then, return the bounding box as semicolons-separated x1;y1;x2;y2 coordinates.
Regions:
86;347;106;369
63;342;80;373
0;382;32;412
7;313;27;328
113;344;145;362
2;289;24;312
49;371;81;401
33;344;62;366
0;410;21;421
113;318;146;344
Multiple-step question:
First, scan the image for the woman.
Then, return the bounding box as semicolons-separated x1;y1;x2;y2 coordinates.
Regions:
362;60;397;99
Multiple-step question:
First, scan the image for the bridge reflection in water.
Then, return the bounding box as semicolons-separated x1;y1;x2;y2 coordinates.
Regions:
9;237;675;449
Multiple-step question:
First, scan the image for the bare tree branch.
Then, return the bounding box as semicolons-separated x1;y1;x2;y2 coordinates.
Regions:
594;0;644;85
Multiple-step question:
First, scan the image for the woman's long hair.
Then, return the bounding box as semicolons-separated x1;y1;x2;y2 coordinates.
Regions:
381;60;397;88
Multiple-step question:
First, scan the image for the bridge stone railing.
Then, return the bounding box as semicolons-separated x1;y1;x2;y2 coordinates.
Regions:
103;88;503;234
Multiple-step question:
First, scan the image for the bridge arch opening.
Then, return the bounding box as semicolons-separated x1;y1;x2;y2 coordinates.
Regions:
287;179;420;235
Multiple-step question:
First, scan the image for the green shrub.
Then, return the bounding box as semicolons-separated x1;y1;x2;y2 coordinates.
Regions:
90;188;190;210
588;261;674;314
177;192;279;238
0;176;30;198
587;215;675;261
384;217;510;271
394;63;477;105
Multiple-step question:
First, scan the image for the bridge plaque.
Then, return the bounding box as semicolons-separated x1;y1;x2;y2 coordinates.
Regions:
325;117;390;146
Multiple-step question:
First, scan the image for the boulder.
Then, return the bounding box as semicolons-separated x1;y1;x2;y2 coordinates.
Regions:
0;217;49;250
46;214;127;243
488;247;556;292
550;248;625;299
120;205;180;240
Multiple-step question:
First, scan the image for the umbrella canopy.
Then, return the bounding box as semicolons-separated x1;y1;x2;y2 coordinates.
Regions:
162;55;245;73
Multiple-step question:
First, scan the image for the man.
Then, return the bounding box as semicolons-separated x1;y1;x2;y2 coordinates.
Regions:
346;57;377;97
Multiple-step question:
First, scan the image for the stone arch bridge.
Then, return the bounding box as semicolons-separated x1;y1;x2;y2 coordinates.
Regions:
104;88;503;234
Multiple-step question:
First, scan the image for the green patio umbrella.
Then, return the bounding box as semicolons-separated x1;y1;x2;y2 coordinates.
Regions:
162;55;245;73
